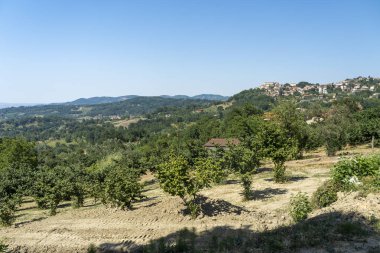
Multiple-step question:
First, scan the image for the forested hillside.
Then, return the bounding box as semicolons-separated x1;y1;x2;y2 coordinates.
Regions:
0;96;216;120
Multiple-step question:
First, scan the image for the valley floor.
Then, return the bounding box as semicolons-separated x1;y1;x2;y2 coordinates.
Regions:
1;146;380;253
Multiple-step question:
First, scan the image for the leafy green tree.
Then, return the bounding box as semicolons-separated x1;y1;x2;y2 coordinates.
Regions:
32;166;72;215
0;138;37;171
0;138;37;226
354;108;380;147
158;155;224;218
86;164;108;204
223;144;261;200
272;100;309;157
0;168;21;226
321;105;351;156
323;122;347;156
102;164;144;210
68;166;87;208
256;122;297;182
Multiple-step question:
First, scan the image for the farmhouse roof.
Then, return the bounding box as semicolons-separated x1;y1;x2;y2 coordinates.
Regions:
204;138;240;148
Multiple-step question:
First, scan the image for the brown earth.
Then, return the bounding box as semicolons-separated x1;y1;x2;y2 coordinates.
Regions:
1;146;379;252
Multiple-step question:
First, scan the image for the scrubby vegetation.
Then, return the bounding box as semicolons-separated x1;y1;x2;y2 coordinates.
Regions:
289;192;312;222
311;180;338;208
310;154;380;210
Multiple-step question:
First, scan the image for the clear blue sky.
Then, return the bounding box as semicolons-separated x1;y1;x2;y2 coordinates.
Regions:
0;0;379;103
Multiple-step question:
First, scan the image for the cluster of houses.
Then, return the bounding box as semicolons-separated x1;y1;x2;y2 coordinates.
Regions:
258;77;380;99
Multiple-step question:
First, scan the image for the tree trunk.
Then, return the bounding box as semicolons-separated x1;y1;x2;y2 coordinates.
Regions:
371;135;375;150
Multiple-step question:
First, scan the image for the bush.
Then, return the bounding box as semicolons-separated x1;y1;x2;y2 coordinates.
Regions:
0;197;19;226
241;173;252;201
311;180;338;208
87;244;97;253
289;192;312;222
332;155;380;188
273;163;286;183
0;241;8;253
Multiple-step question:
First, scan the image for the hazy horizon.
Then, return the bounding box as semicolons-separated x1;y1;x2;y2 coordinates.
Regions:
1;0;379;103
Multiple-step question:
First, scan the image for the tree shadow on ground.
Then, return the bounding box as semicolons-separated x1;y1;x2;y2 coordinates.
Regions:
14;217;47;228
57;203;71;209
177;195;247;217
143;179;158;187
250;187;287;200
287;175;308;182
135;196;159;203
84;202;102;208
134;196;160;208
264;175;308;183
193;196;247;217
97;211;380;253
223;179;240;185
298;154;322;160
17;205;37;212
256;167;273;173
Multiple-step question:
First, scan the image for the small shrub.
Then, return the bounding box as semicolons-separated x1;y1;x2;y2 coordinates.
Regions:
87;243;97;253
187;201;200;219
241;173;252;201
289;192;312;222
311;180;338;208
273;163;286;183
0;197;19;226
0;241;8;253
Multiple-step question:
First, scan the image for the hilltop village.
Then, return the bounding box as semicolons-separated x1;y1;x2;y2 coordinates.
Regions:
258;76;380;100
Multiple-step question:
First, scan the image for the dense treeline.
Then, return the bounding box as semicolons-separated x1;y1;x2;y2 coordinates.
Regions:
0;117;128;144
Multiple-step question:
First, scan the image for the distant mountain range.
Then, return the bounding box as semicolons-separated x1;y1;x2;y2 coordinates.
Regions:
65;94;229;105
0;94;229;109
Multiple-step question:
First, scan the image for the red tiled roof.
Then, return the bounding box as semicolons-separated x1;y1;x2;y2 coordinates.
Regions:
204;138;240;148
